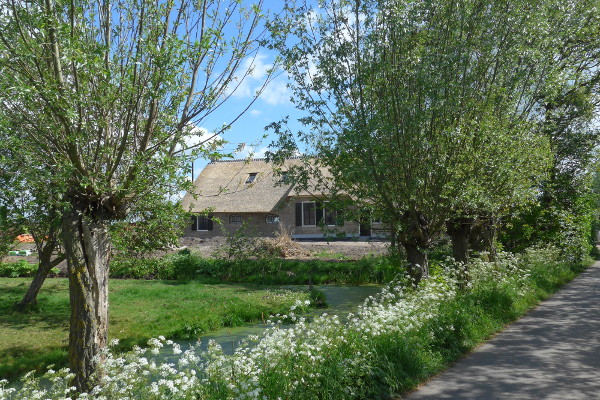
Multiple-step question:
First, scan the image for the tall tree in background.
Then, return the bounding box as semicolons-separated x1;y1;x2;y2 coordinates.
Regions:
499;3;600;259
268;0;586;285
0;0;276;390
0;118;21;259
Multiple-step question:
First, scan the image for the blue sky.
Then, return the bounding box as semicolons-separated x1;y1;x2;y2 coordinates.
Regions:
190;59;301;179
188;1;311;181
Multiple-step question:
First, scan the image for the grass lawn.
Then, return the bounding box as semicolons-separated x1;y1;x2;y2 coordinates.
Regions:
0;277;310;381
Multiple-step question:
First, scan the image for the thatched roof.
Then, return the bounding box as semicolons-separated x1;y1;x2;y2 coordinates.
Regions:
181;158;305;213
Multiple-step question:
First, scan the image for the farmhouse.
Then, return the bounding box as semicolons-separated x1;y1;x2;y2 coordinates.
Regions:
181;157;377;239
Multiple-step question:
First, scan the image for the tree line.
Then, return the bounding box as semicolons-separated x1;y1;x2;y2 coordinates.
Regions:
267;0;599;286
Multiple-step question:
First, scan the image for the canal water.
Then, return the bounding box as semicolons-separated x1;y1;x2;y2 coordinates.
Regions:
157;285;382;362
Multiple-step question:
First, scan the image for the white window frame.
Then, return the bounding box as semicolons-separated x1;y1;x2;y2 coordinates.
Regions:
197;215;212;231
266;214;280;224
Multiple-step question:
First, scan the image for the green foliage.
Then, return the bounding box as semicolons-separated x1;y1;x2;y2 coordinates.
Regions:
0;261;36;278
110;202;190;260
308;288;328;308
489;7;599;262
110;252;398;285
271;0;600;282
267;0;600;281
500;190;597;263
0;261;60;278
0;278;311;381
211;219;266;261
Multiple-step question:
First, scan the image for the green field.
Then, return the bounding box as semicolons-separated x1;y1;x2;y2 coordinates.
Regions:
0;278;310;381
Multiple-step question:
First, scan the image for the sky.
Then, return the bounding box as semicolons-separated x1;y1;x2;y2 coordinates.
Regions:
187;1;312;181
189;56;301;180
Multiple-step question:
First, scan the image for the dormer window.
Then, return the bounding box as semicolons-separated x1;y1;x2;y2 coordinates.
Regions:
245;173;257;184
278;172;289;183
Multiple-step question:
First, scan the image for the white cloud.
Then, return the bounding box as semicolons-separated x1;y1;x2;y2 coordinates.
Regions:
226;52;291;106
236;145;269;159
229;53;272;99
176;125;223;155
259;75;291;106
249;109;262;116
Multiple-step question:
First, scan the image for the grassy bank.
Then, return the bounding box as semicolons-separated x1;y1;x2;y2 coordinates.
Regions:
0;278;311;382
2;246;591;399
110;252;398;284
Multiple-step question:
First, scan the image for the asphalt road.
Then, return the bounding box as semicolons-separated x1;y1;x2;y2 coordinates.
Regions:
399;261;600;400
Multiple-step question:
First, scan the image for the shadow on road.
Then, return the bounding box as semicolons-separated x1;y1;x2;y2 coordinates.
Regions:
402;262;600;400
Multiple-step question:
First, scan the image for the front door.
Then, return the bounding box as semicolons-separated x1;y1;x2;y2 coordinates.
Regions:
359;219;371;237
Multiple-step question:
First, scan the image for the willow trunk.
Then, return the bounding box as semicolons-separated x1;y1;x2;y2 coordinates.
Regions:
447;218;472;289
403;243;429;286
62;212;111;392
17;242;65;308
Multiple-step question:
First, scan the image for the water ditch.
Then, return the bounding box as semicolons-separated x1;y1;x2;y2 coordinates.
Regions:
7;285;381;390
156;285;382;362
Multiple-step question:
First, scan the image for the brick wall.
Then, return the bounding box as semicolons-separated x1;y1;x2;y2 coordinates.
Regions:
184;212;282;238
183;198;361;239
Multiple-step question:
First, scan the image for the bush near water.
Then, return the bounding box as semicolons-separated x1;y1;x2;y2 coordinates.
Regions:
109;252;397;285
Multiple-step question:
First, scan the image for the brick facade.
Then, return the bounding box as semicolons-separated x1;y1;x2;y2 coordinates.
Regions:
184;197;362;239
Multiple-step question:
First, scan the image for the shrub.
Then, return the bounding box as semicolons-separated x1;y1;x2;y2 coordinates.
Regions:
109;252;399;285
0;261;37;277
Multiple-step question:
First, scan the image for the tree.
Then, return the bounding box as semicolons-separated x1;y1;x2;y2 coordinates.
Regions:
500;88;600;259
110;199;189;260
0;120;20;260
269;0;575;285
0;0;276;390
0;118;67;309
498;3;600;259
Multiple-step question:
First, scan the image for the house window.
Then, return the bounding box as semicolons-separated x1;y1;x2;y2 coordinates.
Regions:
197;215;213;231
245;173;257;184
302;202;316;226
296;201;343;227
295;201;317;226
229;214;242;224
324;208;337;226
266;214;279;224
323;201;343;226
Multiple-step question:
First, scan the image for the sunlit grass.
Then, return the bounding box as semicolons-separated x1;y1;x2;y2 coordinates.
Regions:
0;278;310;381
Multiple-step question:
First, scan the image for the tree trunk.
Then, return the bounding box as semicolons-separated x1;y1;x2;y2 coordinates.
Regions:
484;220;498;261
469;217;498;261
62;211;111;392
447;218;472;289
403;242;429;286
16;245;65;309
390;225;397;251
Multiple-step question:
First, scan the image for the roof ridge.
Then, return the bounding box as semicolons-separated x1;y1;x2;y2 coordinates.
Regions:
209;156;304;164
